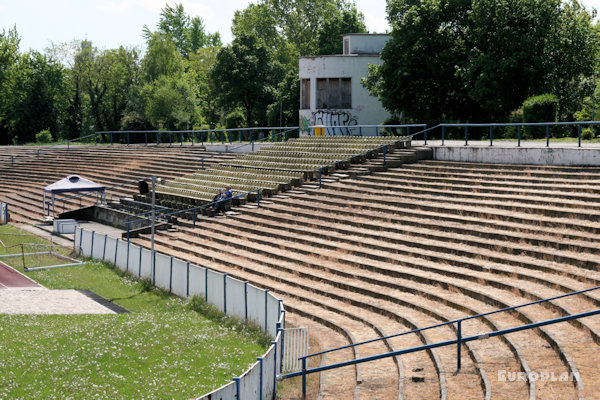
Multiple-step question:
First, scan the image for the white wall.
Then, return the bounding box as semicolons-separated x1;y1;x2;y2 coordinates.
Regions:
299;55;390;135
432;146;600;166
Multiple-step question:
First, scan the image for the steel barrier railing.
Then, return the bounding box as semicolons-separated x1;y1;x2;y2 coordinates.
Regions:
406;121;600;147
280;284;600;397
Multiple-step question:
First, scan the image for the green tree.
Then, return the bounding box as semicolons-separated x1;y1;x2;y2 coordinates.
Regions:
145;3;221;59
0;27;21;144
140;73;199;130
5;51;68;143
141;32;183;82
368;0;599;123
315;6;367;55
211;33;282;128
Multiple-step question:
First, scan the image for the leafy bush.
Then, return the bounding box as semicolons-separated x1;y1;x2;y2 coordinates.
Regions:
522;94;558;139
582;127;595;140
35;129;53;144
224;109;246;129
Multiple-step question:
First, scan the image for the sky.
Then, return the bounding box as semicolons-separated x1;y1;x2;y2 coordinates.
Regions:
0;0;390;54
1;0;600;54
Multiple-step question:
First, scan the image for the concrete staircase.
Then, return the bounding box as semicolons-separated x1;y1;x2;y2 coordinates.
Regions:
131;160;600;400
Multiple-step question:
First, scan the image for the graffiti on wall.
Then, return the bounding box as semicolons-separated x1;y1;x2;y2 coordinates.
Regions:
301;110;358;136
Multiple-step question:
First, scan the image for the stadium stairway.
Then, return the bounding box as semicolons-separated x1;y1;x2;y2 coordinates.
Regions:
132;159;600;400
0;144;235;224
143;136;422;212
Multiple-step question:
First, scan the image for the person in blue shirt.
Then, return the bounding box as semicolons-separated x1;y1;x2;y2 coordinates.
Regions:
213;185;233;213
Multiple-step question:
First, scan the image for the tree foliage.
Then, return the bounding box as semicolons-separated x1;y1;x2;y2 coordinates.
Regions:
367;0;599;123
212;33;282;127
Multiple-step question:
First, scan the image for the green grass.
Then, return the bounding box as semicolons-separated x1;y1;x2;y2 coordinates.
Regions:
0;225;267;399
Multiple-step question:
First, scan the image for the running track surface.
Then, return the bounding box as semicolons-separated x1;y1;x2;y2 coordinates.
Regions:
0;261;40;289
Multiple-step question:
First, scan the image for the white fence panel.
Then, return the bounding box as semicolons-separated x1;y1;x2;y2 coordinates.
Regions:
267;296;280;338
197;381;237;400
154;253;172;290
0;202;8;224
188;264;206;297
127;244;141;278
226;276;246;320
91;233;106;260
246;284;266;329
239;360;261;399
171;258;188;297
81;229;93;255
75;228;285;400
140;248;152;280
74;227;81;249
115;240;129;271
262;344;276;400
206;269;225;311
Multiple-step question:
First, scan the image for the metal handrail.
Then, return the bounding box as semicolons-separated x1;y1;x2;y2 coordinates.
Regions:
307;124;426;137
298;284;600;361
199;127;299;170
282;284;600;397
406;121;600;147
123;188;262;240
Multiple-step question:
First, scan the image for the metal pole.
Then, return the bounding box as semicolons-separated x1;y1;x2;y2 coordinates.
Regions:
578;125;582;148
302;357;307;399
517;126;521;147
442;126;445;146
464;126;468;146
546;125;550;147
151;176;156;284
489;126;493;146
457;320;462;371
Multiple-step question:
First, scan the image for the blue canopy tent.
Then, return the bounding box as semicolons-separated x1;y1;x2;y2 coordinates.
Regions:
43;175;106;217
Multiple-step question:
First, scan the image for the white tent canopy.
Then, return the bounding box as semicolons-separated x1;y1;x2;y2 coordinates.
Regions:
43;175;106;216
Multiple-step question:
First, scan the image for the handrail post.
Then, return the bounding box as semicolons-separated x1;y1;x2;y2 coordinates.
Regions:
127;132;130;146
546;125;550;147
457;320;462;371
517;126;521;147
441;126;445;146
301;357;307;399
424;124;428;145
578;125;582;147
193;208;196;228
145;132;148;146
383;146;387;166
489;126;493;146
110;132;113;145
375;126;379;137
257;189;261;208
464;126;468;146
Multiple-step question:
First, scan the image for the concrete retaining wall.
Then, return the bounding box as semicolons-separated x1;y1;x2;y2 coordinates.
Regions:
431;146;600;166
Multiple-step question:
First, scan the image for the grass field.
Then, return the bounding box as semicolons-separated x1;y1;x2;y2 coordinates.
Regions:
0;224;268;399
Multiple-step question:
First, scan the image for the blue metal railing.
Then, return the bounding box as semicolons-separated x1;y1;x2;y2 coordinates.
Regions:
123;188;262;241
97;126;298;147
199;127;299;170
281;284;600;397
407;121;600;147
306;124;426;137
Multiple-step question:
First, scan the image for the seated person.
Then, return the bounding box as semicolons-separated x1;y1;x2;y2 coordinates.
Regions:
213;186;233;213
